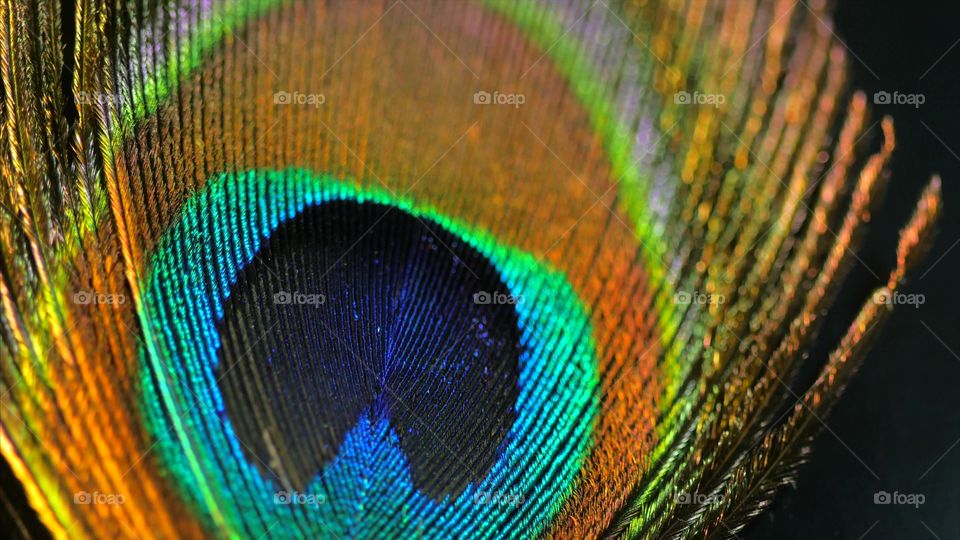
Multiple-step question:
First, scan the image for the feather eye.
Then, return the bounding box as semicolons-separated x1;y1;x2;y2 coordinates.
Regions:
139;170;598;537
0;0;942;539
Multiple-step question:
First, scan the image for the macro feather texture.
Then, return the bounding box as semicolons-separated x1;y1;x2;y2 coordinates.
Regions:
0;0;943;539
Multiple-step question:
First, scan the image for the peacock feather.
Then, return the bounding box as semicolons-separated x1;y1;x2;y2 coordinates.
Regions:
0;0;942;538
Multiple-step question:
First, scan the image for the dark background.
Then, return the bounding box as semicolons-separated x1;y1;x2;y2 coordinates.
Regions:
746;1;960;539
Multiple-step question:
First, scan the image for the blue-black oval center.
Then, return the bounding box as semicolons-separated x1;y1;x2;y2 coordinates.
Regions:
215;199;522;500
